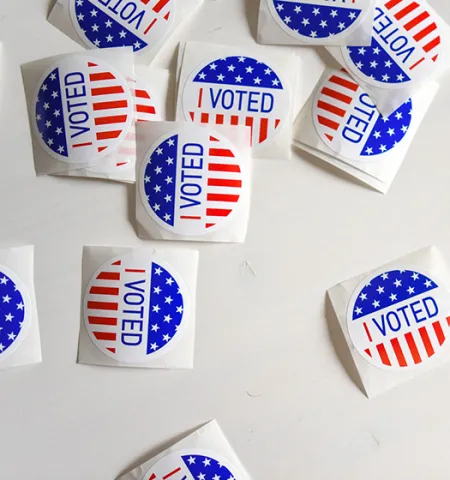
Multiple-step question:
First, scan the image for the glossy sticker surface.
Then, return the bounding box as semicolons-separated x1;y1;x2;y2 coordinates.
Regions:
348;269;450;370
70;0;174;54
34;56;133;164
84;251;189;363
139;124;244;236
313;69;412;160
182;55;290;147
269;0;372;43
343;0;442;88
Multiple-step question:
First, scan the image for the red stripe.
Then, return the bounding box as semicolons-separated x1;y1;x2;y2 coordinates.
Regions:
230;115;239;125
93;100;128;111
93;331;116;341
112;261;121;265
135;89;150;99
385;0;403;9
328;75;358;92
433;321;445;345
246;117;254;145
409;57;425;70
206;223;215;228
201;113;209;123
180;215;201;220
189;111;195;121
153;0;170;13
88;62;98;67
216;114;224;125
163;468;182;479
404;10;430;30
136;104;156;114
96;130;121;140
144;17;157;34
91;86;124;96
206;208;232;217
414;22;437;42
208;178;242;188
318;115;340;130
125;269;146;273
405;332;422;364
89;286;119;296
87;301;118;311
259;117;269;144
325;134;334;141
88;316;117;326
209;148;234;157
447;316;450;326
73;142;92;148
164;11;170;20
89;72;115;82
365;348;372;357
208;163;241;172
363;322;373;342
391;338;407;367
394;1;419;20
97;271;120;280
318;100;346;117
376;343;391;366
210;136;219;142
198;88;203;108
207;193;240;202
107;347;116;353
321;87;352;104
419;326;434;357
423;36;440;53
98;146;107;152
275;119;281;128
95;115;128;126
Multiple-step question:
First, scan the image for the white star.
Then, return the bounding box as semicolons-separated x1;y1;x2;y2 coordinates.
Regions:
167;139;175;147
394;279;402;287
302;18;310;26
198;474;206;480
372;300;380;308
425;280;433;288
163;213;171;222
0;277;7;285
17;302;24;310
77;13;84;21
379;144;387;152
164;194;172;202
105;19;112;28
412;273;419;280
349;11;356;19
377;286;385;294
235;75;243;83
356;61;363;69
387;128;395;136
382;74;390;82
401;125;408;133
359;293;367;301
294;5;301;13
150;343;158;351
42;84;48;92
264;67;272;75
156;148;163;155
165;176;173;184
45;120;52;128
106;34;113;43
155;267;162;275
166;157;174;165
154;185;161;193
36;114;41;121
153;286;161;294
119;30;127;38
310;30;317;37
165;296;173;304
210;63;217;70
338;22;345;30
385;60;392;68
43;102;50;110
0;344;4;352
365;147;373;155
153;203;160;211
155;166;162;174
397;73;405;81
253;77;261;85
53;109;60;117
276;3;283;11
272;79;280;86
152;305;161;313
164;314;172;323
151;324;160;332
93;39;101;47
355;307;363;315
373;47;380;55
246;66;254;74
90;8;98;16
163;334;170;342
370;61;378;68
381;273;389;280
407;287;415;294
227;64;235;72
312;7;320;15
330;9;338;17
238;56;245;62
217;74;225;81
92;23;99;32
176;306;183;313
7;332;16;341
57;146;65;154
390;294;397;301
5;313;13;321
358;47;366;55
187;457;196;465
145;175;150;183
319;20;327;28
166;277;174;286
76;0;83;6
134;41;141;50
374;131;381;139
284;16;291;24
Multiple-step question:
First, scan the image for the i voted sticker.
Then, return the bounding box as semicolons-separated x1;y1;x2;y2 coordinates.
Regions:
313;70;412;161
70;0;174;54
0;265;32;363
268;0;372;43
34;56;133;164
348;269;450;370
139;124;244;236
182;56;290;146
143;450;238;480
84;251;189;363
343;0;442;88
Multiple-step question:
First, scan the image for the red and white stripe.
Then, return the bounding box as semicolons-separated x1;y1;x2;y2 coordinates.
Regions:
363;316;449;368
384;0;441;67
140;0;172;34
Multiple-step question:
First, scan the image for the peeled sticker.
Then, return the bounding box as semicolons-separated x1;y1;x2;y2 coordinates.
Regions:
182;55;290;146
84;252;189;363
34;56;133;164
70;0;174;54
143;450;238;480
268;0;372;43
313;69;412;160
139;124;244;236
348;269;450;370
342;0;442;88
0;266;32;363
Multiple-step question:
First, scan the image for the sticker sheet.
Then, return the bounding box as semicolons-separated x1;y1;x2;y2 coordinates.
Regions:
293;68;438;193
0;246;41;371
136;121;253;243
57;66;170;183
258;0;376;46
175;41;300;161
117;420;252;480
78;245;198;369
328;246;450;398
22;48;137;176
326;0;450;116
48;0;204;65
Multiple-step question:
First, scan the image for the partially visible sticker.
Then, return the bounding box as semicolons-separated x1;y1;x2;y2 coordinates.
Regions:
268;0;372;43
0;265;32;363
143;449;239;480
34;56;133;164
139;124;244;236
70;0;174;54
313;69;412;161
343;0;442;89
182;55;290;146
84;251;189;363
347;268;450;370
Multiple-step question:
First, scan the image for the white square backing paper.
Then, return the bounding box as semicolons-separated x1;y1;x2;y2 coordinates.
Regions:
48;0;204;65
22;48;136;176
175;40;300;161
136;121;253;243
293;68;439;194
78;245;198;369
257;0;376;47
117;420;252;480
328;246;450;398
0;246;41;370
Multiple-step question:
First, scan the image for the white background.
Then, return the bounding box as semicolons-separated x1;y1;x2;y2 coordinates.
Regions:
1;0;450;479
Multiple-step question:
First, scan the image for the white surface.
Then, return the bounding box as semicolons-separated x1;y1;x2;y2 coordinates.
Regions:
1;1;450;479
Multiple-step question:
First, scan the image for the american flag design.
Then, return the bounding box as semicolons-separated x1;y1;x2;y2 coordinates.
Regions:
182;56;289;147
348;269;450;370
84;253;187;363
140;125;244;236
34;56;133;164
313;69;412;161
0;267;30;362
144;450;237;480
71;0;173;53
269;0;370;42
343;0;442;87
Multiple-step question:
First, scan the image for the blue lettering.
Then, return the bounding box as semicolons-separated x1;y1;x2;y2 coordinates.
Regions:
208;89;274;113
124;292;144;305
386;311;401;332
64;71;90;139
248;92;259;112
423;296;439;319
222;90;234;110
372;314;387;336
261;93;274;113
125;279;145;293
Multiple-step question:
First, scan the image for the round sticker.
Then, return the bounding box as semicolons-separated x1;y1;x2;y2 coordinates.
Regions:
342;0;442;89
182;55;290;147
84;251;189;363
34;56;133;164
143;449;239;480
348;268;450;370
268;0;372;44
139;124;244;236
313;69;412;161
70;0;174;54
0;265;32;363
